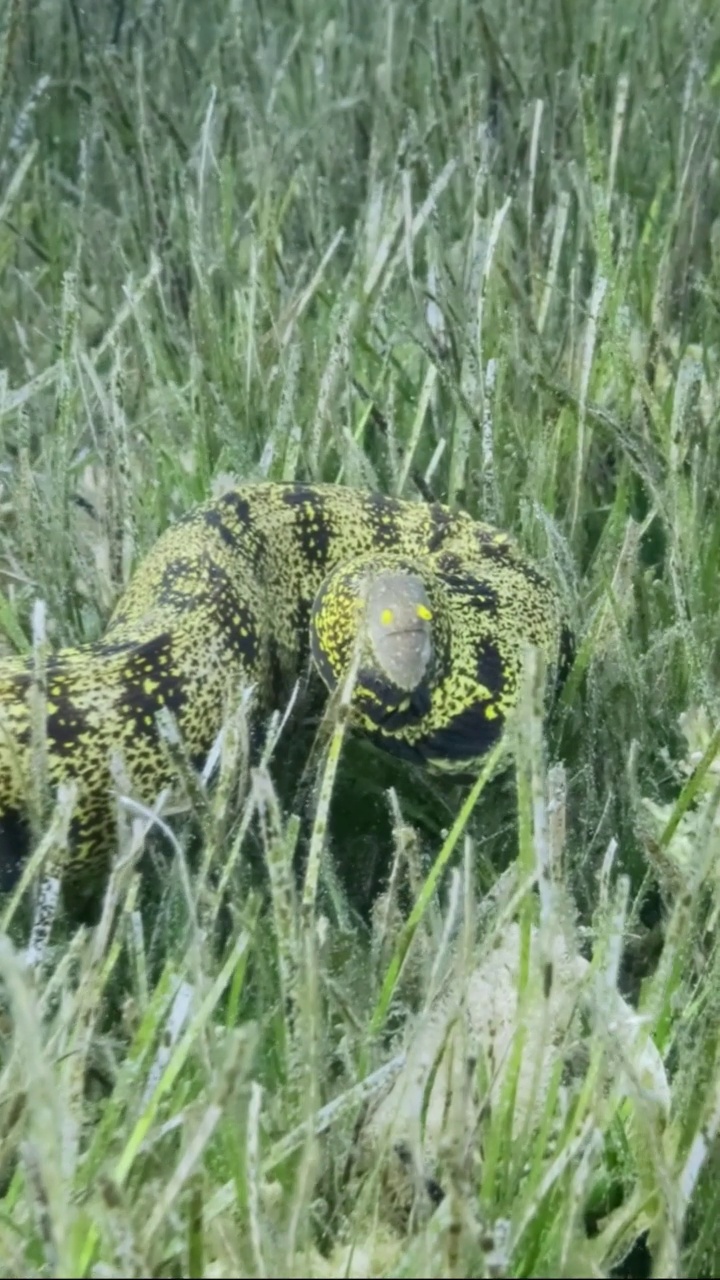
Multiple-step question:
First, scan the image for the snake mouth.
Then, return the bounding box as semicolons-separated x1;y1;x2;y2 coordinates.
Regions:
373;620;434;676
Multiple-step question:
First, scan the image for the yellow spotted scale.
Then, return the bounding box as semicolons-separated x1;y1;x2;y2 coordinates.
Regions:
0;483;571;900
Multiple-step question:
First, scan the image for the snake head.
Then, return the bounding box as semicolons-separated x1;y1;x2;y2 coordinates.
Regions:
309;557;442;734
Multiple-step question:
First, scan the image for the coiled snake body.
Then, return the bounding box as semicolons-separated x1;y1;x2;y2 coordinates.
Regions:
0;483;570;900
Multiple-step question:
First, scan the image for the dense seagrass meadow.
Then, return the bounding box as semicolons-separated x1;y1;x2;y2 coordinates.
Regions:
1;0;720;1275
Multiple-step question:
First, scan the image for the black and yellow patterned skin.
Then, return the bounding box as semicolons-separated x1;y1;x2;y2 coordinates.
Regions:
0;483;571;897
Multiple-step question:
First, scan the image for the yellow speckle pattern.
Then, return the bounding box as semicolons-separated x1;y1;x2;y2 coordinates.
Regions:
0;483;571;897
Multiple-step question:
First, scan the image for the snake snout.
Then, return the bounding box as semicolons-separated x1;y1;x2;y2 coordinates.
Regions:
365;570;435;693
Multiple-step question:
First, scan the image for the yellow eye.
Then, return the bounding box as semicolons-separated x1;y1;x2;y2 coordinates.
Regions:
416;603;433;622
380;607;394;625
